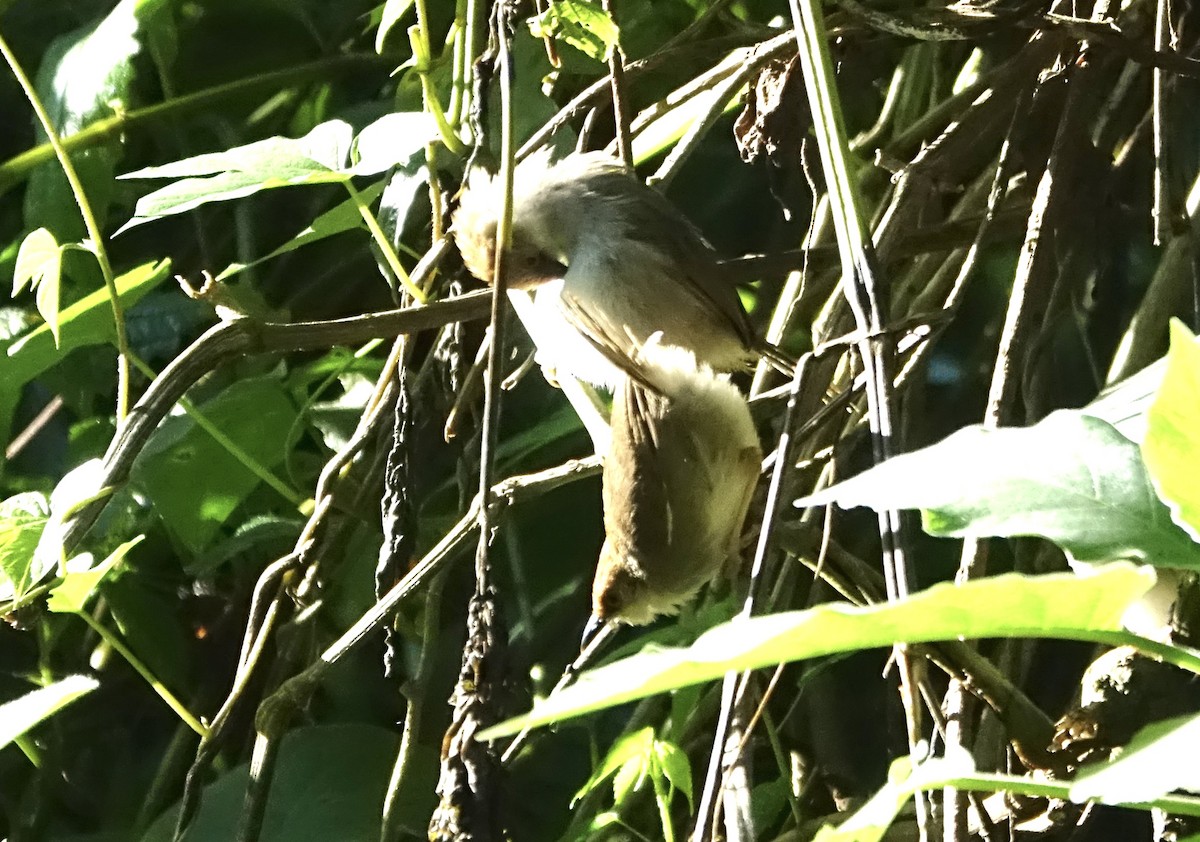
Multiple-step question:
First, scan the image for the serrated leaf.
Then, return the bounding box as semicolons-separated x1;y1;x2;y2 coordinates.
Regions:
574;726;654;805
479;565;1155;739
46;535;143;613
531;0;620;62
654;739;693;809
0;675;99;751
0;492;52;602
1142;320;1200;543
1072;712;1200;802
796;410;1200;569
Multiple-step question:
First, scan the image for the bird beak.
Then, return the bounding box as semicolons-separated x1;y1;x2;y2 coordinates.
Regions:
580;613;611;652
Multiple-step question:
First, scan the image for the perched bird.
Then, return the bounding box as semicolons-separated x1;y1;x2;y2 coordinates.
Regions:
453;151;789;388
588;342;763;631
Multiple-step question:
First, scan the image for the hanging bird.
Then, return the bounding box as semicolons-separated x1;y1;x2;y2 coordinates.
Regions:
453;151;791;388
587;342;762;632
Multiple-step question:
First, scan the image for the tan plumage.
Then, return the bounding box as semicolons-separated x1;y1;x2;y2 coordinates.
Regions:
591;343;762;626
452;152;786;389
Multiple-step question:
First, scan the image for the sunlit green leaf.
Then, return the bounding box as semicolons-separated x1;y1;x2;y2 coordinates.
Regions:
0;492;52;602
480;565;1156;738
26;0;152;238
797;410;1200;569
654;739;693;809
118;121;356;230
574;727;653;805
13;228;64;346
5;258;171;362
131;377;299;552
0;675;99;751
1142;320;1200;542
375;0;417;53
46;535;143;614
1;259;171;456
1072;711;1200;802
350;112;436;177
531;0;620;61
215;182;384;282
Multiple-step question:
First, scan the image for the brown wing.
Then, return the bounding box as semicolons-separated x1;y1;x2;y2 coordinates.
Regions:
557;287;660;392
584;170;755;349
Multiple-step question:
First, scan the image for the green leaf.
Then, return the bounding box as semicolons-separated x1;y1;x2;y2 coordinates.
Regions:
215;182;384;282
131;376;299;553
0;675;99;751
117;121;356;231
812;755;976;842
26;0;152;238
1;259;171;465
796;410;1200;569
375;0;417;52
479;565;1155;739
654;739;693;809
12;228;64;346
123;120;353;179
350;112;437;177
1072;712;1200;803
138;724;400;842
531;0;620;62
46;535;143;613
1142;320;1200;542
5;258;171;363
0;492;52;602
574;726;654;806
105;572;191;690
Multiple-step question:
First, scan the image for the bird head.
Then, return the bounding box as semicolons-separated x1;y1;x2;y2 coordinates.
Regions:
452;151;628;289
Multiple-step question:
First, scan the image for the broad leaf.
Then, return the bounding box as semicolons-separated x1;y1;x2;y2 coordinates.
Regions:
12;228;63;345
480;565;1156;738
118;121;355;230
26;0;160;238
0;492;52;602
796;410;1200;569
131;376;299;553
5;258;171;363
215;182;384;282
46;535;143;614
1142;320;1200;542
1;259;171;460
349;112;436;177
0;675;99;751
375;0;417;52
1072;712;1200;802
530;0;620;62
139;724;400;842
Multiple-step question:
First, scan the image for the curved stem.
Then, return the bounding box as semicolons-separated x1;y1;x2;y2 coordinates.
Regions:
0;29;132;421
344;180;426;302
